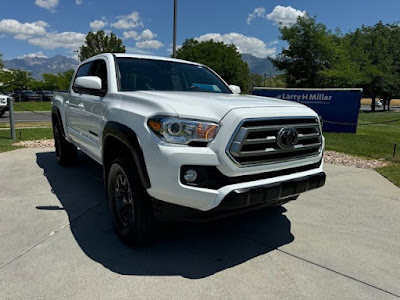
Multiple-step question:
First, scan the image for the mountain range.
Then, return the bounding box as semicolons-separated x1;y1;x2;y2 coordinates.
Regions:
3;53;279;80
241;54;281;77
3;55;79;80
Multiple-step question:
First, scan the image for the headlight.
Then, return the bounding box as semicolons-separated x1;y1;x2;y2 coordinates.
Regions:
148;117;219;144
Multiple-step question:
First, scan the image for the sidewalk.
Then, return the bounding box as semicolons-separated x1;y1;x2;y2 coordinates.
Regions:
0;148;399;299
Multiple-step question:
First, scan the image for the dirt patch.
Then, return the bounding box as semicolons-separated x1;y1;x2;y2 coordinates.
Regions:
13;139;55;148
324;150;386;169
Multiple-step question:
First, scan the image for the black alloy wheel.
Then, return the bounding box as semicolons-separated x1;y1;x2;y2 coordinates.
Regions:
108;157;154;245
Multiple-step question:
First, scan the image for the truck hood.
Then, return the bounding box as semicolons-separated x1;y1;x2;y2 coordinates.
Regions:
121;91;307;122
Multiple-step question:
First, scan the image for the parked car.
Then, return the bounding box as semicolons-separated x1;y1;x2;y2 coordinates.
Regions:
376;100;383;107
36;90;54;101
13;90;41;101
0;94;10;117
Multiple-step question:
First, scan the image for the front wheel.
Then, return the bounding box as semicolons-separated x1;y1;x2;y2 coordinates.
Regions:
0;109;5;117
108;157;154;245
53;122;77;166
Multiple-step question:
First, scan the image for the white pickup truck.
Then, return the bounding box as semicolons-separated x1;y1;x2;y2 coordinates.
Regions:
52;53;325;245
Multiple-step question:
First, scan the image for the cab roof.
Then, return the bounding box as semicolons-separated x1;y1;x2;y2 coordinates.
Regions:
87;53;203;67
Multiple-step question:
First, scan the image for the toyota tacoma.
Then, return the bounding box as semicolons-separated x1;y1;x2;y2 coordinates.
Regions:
52;53;326;245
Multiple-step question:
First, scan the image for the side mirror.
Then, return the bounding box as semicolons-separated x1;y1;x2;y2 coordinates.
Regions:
229;85;241;94
74;76;102;90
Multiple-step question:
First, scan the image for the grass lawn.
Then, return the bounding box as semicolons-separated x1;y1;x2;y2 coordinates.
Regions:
13;101;52;112
324;111;400;186
0;128;53;152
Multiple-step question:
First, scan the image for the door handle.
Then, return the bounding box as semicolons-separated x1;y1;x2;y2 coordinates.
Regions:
78;103;84;109
65;100;70;105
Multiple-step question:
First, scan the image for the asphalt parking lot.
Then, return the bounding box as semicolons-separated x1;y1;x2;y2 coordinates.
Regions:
0;111;51;123
1;148;399;299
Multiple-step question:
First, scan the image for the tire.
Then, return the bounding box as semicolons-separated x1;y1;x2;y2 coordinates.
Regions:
108;156;154;245
0;109;5;117
53;121;77;166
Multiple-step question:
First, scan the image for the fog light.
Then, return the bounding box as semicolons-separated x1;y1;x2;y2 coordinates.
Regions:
184;169;198;183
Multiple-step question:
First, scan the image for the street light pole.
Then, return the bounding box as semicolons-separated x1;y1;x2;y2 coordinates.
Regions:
73;49;80;64
172;0;177;58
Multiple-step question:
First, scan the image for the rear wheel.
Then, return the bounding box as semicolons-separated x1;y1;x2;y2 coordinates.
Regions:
108;157;154;245
53;121;77;166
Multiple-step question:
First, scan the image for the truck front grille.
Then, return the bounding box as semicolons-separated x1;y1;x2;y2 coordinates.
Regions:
227;117;322;166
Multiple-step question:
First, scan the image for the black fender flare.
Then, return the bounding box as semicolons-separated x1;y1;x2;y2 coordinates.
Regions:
51;106;66;137
102;121;151;189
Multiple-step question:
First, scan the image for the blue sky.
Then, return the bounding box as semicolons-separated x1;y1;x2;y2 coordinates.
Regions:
1;0;400;61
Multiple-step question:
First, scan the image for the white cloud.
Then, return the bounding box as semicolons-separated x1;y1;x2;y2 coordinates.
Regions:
17;51;48;59
195;33;276;58
0;19;48;36
136;40;164;49
90;20;107;31
14;34;33;40
266;5;306;27
124;29;156;41
137;29;156;41
269;40;279;45
111;11;143;29
76;0;83;4
29;32;86;50
35;0;59;12
123;31;138;40
247;7;266;24
0;18;85;50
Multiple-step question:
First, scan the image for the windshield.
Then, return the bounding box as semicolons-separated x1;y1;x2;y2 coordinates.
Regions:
116;58;232;94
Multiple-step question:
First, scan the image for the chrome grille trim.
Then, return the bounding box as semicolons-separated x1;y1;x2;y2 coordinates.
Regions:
227;117;323;166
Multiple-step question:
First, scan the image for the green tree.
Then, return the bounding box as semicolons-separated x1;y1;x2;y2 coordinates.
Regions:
41;69;75;90
176;39;250;92
58;69;75;90
272;16;341;88
265;74;287;88
41;73;59;91
341;22;400;111
79;30;125;61
2;70;33;92
249;73;264;89
0;53;6;92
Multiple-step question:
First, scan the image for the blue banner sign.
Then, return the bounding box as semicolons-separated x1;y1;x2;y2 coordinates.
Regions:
252;88;362;133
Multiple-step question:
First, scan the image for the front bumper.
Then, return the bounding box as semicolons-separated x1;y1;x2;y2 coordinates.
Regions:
152;172;325;221
143;106;325;212
145;140;325;211
220;172;325;209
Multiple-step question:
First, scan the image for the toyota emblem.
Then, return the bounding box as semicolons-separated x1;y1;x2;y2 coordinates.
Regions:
277;128;298;149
